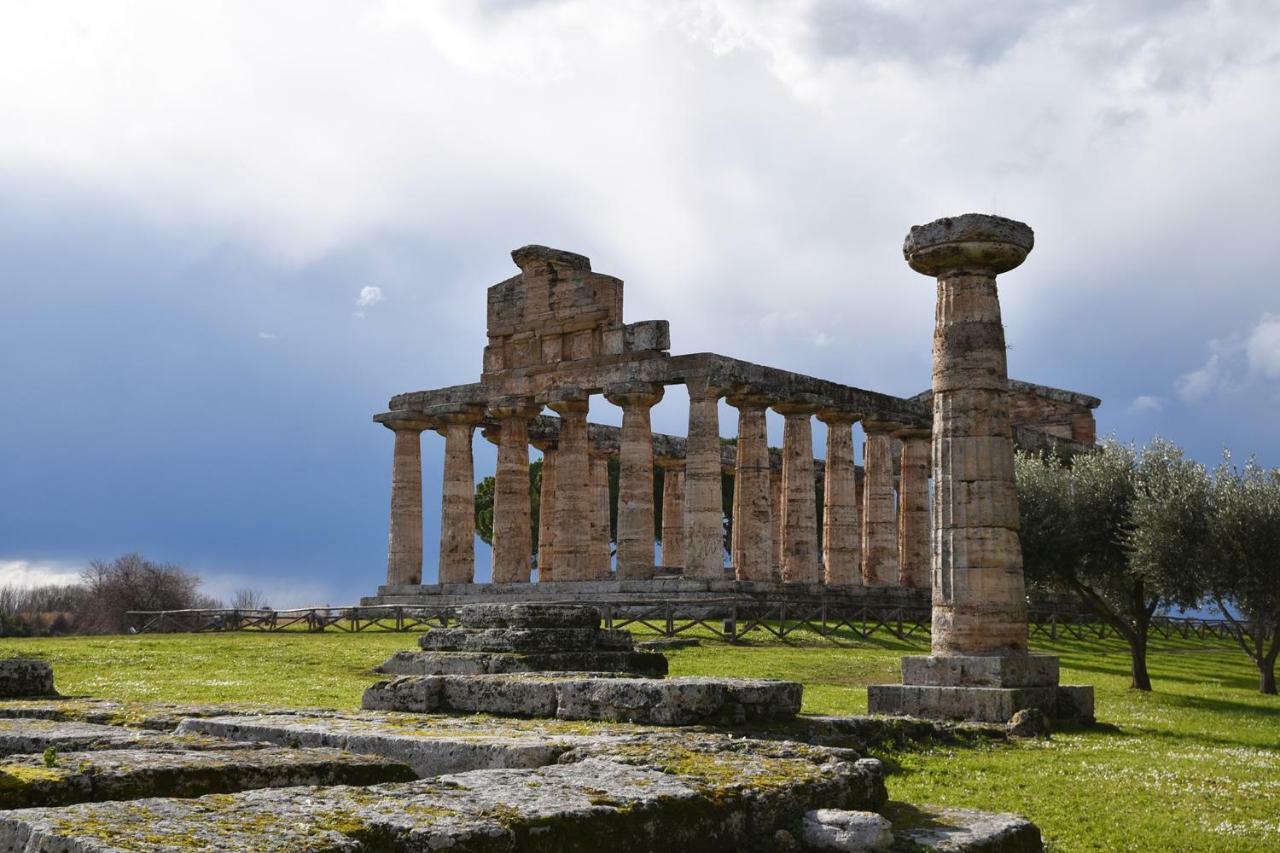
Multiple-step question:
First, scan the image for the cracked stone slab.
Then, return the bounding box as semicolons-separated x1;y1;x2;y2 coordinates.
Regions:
377;649;668;677
416;626;632;654
174;712;637;778
0;719;164;756
0;743;882;852
362;674;802;725
885;803;1043;852
0;698;283;732
0;745;415;809
457;603;602;630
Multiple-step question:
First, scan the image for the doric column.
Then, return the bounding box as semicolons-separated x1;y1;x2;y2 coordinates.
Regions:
547;393;592;581
774;398;821;583
684;377;726;579
909;215;1032;655
897;427;932;590
605;382;664;579
656;458;685;569
770;463;783;576
532;440;558;581
727;393;773;581
436;405;485;584
490;397;541;585
588;450;613;578
381;413;435;586
861;420;900;587
818;410;861;586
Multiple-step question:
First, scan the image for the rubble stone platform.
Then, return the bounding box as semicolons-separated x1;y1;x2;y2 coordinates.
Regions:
0;660;56;699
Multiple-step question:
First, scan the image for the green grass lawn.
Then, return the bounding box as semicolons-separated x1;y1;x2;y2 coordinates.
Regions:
2;628;1276;851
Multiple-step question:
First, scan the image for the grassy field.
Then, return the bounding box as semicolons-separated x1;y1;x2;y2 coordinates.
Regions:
1;628;1276;851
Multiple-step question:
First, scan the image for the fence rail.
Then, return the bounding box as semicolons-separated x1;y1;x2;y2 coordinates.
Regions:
125;602;1240;644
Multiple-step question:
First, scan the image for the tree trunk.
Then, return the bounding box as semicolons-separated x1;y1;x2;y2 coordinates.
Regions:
1129;635;1153;691
1261;662;1277;695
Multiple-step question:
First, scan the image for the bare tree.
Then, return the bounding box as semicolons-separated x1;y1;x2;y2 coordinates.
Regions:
77;553;209;634
230;588;270;611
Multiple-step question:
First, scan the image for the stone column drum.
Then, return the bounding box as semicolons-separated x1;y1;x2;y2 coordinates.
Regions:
775;398;821;584
861;421;900;587
437;405;485;584
589;451;613;578
534;442;558;582
868;213;1093;724
657;458;686;570
683;378;725;579
606;382;664;579
547;393;593;581
490;398;541;584
819;410;861;586
382;413;435;586
897;428;932;590
728;393;773;581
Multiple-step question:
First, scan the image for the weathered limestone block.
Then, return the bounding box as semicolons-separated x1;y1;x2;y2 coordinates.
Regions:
0;660;56;699
0;719;162;755
607;382;664;580
417;627;603;654
900;655;1058;688
800;808;894;852
861;421;900;587
377;649;669;678
818;411;860;586
0;745;415;809
885;803;1044;852
458;603;602;630
775;398;821;584
729;394;774;582
381;413;435;586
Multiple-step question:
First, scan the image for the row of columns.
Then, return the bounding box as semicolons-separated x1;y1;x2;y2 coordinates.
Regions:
382;387;931;588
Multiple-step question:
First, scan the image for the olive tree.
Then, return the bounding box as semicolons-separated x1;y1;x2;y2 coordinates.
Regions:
1206;456;1280;694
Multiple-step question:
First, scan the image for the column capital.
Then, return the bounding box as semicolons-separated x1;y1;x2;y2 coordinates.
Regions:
544;388;589;417
894;426;932;441
603;381;664;409
903;213;1034;278
489;395;542;421
375;412;436;433
725;391;773;410
480;424;502;446
654;455;685;470
427;402;486;426
772;394;825;417
684;375;728;402
862;419;904;435
816;408;862;425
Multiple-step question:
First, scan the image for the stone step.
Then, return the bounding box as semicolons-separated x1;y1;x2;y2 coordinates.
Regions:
0;698;273;731
416;626;634;654
0;741;884;851
884;803;1043;852
0;745;415;809
377;649;668;677
0;718;163;755
456;603;601;630
362;674;802;725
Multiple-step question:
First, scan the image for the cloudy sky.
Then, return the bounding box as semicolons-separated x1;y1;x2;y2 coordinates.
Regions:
3;1;1279;604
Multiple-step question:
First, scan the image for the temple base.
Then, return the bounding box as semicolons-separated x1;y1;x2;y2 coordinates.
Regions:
867;654;1094;724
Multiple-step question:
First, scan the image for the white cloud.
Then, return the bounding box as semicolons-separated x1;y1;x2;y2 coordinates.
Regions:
1175;353;1225;403
1246;314;1280;380
355;286;385;308
0;559;83;588
813;331;833;348
1128;395;1163;414
256;331;278;340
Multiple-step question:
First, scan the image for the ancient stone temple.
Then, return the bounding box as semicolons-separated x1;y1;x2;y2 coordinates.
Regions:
368;240;1099;611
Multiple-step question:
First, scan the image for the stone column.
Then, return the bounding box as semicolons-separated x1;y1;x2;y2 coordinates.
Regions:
897;427;932;590
818;410;860;586
490;398;541;585
774;398;821;584
769;464;783;576
684;377;725;579
533;441;558;581
861;421;900;587
657;458;685;570
437;405;485;585
728;394;773;581
381;413;434;586
606;382;664;580
869;213;1092;725
547;392;592;581
589;451;613;578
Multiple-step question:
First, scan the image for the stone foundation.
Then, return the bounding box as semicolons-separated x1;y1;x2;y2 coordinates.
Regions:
0;660;56;699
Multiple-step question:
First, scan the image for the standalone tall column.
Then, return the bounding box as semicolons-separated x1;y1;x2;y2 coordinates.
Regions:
437;405;485;584
861;421;900;587
491;398;540;585
897;427;932;590
657;458;685;569
684;377;725;579
728;394;773;581
381;414;434;586
774;399;820;584
547;393;592;581
818;410;861;586
588;451;612;578
869;213;1092;724
606;382;664;579
533;441;558;581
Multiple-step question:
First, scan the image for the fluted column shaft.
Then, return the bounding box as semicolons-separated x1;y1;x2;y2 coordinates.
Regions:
658;460;685;569
684;378;725;579
775;401;820;583
770;466;783;576
589;452;612;578
490;400;540;585
819;412;861;586
535;445;558;581
729;396;773;581
548;397;592;581
897;430;932;590
861;422;900;587
607;384;664;579
384;416;432;586
438;408;484;584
